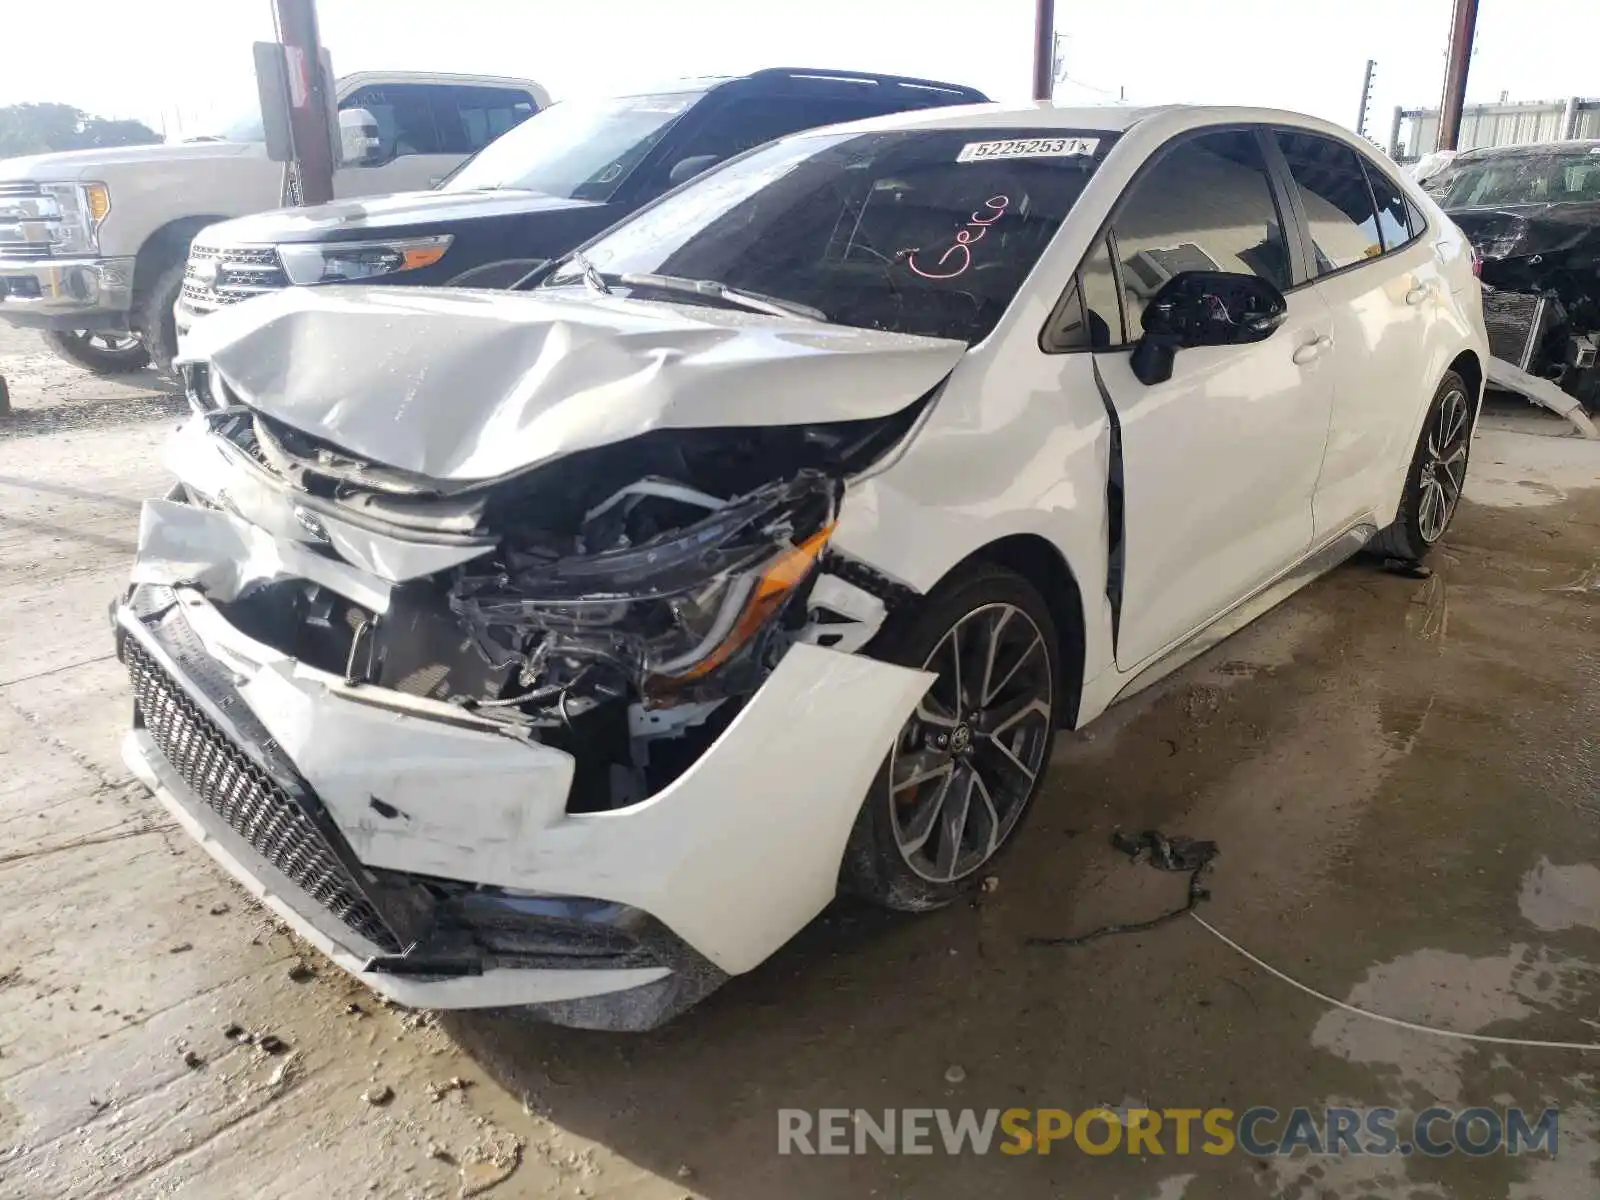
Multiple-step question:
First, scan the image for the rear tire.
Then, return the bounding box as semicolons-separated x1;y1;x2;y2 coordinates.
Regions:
43;330;151;374
135;261;186;379
1369;370;1474;561
842;563;1060;912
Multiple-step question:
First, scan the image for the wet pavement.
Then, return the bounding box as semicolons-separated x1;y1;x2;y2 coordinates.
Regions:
1;323;1597;1199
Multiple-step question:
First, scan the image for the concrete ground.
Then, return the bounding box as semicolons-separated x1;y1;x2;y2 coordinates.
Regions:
0;323;1597;1200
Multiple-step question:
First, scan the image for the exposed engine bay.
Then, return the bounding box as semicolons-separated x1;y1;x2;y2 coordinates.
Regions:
1431;146;1600;413
173;394;926;811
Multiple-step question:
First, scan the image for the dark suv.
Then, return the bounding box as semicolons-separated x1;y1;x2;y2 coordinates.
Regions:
176;68;988;346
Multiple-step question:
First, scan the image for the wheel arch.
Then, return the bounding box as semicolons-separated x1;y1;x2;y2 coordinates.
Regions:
944;533;1088;730
132;216;223;304
1448;347;1484;416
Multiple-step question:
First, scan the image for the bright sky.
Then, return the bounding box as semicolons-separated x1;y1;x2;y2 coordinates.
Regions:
0;0;1593;146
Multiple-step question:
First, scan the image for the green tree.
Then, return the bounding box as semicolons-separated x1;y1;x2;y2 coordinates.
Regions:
0;103;161;158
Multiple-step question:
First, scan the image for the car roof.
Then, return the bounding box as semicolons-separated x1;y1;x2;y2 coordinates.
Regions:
799;101;1372;138
766;101;1411;171
1455;139;1600;161
340;71;545;90
614;68;988;105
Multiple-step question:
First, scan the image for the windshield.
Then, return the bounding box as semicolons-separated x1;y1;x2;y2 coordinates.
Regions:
441;92;700;199
196;108;265;143
541;128;1110;344
1428;149;1600;208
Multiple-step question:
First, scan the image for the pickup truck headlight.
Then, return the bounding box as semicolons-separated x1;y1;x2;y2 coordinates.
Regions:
277;235;453;285
38;182;111;256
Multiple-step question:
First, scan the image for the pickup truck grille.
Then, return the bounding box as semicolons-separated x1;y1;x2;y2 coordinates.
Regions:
182;243;290;313
0;182;59;259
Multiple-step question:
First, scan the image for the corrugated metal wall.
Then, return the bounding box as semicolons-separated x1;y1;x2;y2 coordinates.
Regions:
1393;99;1600;160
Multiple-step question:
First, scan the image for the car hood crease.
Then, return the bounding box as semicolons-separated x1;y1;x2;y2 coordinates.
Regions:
182;287;969;483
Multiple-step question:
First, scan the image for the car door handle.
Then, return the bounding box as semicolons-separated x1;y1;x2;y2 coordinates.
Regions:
1292;336;1332;365
1406;282;1432;305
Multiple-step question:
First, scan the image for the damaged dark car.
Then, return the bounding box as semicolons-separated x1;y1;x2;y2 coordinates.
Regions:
1426;140;1600;412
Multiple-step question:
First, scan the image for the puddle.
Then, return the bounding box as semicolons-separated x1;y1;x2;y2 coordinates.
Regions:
1310;945;1583;1104
1519;859;1600;932
1404;573;1450;644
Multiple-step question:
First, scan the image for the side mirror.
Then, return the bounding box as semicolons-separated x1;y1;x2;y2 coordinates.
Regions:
1129;270;1288;385
338;107;383;166
668;154;721;186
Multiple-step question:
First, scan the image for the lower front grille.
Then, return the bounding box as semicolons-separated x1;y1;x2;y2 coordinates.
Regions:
126;641;400;952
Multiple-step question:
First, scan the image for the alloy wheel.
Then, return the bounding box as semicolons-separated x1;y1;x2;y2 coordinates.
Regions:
888;603;1053;883
1418;387;1470;543
71;331;142;354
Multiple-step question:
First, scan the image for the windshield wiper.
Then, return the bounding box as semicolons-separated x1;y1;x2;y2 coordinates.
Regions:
572;250;613;295
618;273;826;322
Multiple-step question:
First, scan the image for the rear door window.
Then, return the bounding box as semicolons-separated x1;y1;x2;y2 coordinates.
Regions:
1274;131;1383;274
432;86;538;154
1405;195;1430;238
1358;155;1413;251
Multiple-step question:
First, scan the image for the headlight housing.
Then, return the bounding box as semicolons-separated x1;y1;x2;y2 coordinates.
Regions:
277;234;453;285
39;182;111;256
451;471;837;706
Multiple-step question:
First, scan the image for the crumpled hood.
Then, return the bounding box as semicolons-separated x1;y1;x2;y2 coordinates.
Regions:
1448;202;1600;266
180;286;968;482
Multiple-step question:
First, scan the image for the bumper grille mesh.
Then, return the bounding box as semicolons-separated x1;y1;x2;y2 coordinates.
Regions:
182;244;290;311
126;641;399;952
1482;289;1545;369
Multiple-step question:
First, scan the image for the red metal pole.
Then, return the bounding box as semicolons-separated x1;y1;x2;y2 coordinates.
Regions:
1435;0;1479;151
1032;0;1056;102
272;0;335;205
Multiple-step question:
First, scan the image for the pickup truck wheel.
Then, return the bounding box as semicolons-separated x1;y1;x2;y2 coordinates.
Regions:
842;564;1060;912
43;330;151;374
135;261;186;379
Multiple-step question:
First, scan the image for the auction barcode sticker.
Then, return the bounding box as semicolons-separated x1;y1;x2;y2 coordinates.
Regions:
956;137;1101;163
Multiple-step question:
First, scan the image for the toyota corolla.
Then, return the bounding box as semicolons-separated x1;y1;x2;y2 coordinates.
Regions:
114;103;1488;1029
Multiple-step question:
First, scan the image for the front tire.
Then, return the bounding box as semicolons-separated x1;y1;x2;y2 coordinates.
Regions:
842;564;1060;912
1370;370;1474;562
43;330;151;374
135;261;187;379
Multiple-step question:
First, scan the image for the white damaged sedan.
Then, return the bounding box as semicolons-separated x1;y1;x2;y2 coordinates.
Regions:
116;103;1488;1028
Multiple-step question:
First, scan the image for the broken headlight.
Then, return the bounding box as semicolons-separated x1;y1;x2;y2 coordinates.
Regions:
451;471;836;706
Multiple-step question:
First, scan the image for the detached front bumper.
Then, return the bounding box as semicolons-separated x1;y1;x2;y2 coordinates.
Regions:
114;524;929;1026
0;255;136;329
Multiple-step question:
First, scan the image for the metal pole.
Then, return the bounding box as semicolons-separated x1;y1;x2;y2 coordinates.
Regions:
1388;106;1405;158
1357;59;1376;138
1032;0;1056;102
271;0;335;205
1561;96;1582;139
1435;0;1479;151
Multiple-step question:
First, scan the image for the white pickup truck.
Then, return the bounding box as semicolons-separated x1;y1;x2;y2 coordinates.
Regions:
0;71;549;375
